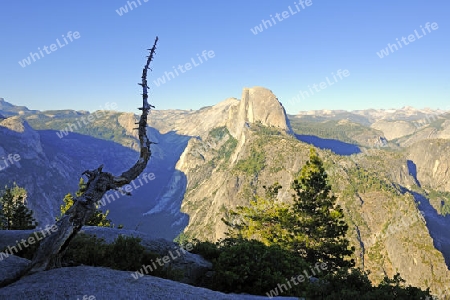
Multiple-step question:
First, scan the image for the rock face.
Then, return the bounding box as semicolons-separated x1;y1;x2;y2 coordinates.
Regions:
227;87;292;138
176;124;450;295
148;87;292;140
0;110;192;240
148;98;239;138
407;140;450;192
139;87;293;239
0;116;44;159
370;120;417;140
0;117;141;227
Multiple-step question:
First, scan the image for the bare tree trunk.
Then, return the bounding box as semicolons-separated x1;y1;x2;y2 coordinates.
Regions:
28;37;159;274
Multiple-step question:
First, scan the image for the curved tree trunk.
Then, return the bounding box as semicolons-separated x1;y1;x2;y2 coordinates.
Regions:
27;37;159;274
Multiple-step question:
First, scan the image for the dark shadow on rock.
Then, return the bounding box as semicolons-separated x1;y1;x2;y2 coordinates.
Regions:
90;130;191;241
406;160;421;187
409;190;450;268
1;125;192;241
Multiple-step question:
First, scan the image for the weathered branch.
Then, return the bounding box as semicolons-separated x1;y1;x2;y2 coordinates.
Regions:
27;37;159;274
114;36;158;185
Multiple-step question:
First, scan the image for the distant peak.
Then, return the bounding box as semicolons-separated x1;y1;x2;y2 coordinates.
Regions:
227;86;292;138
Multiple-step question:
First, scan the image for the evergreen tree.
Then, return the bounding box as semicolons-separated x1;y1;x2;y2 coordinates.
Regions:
0;184;36;230
289;148;354;271
212;149;432;297
58;178;112;227
225;148;354;272
224;182;290;245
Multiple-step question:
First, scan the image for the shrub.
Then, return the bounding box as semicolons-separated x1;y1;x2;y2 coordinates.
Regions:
62;234;182;280
63;234;109;267
14;232;182;281
190;239;221;261
10;231;46;260
192;238;310;296
234;147;266;175
304;268;432;299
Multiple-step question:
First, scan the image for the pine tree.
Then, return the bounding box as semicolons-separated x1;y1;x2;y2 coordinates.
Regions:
289;148;354;271
224;182;291;245
224;148;354;272
0;184;36;230
58;178;112;227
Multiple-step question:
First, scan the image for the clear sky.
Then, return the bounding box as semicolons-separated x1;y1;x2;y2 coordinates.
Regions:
0;1;449;115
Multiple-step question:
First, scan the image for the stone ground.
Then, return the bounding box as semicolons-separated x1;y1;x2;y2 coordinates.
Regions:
0;265;300;300
0;228;301;299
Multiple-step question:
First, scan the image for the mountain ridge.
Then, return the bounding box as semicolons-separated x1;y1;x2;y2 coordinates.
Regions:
1;90;450;296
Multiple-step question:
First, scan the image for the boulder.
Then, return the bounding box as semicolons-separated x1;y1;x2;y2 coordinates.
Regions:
0;254;31;287
0;266;301;300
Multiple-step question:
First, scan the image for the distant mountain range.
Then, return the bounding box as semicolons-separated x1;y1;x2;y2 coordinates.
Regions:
291;106;450;147
1;90;450;296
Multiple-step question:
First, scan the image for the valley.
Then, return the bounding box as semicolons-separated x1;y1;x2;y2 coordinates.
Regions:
1;91;450;296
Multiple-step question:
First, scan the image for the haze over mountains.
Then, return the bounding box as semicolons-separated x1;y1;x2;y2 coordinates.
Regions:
1;89;450;296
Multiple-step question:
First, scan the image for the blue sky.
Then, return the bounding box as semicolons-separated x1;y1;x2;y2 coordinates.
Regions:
0;0;449;115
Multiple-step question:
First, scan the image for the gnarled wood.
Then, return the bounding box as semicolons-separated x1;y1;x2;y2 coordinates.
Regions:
28;37;159;274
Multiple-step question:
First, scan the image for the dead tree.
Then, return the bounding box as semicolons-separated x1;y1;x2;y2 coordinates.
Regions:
28;37;159;274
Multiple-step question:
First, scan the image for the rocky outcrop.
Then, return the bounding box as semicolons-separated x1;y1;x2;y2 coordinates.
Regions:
0;227;212;286
179;129;311;241
178;127;450;295
0;228;303;299
0;265;300;300
407;140;450;192
0;255;31;287
227;87;292;138
0;116;43;159
147;87;292;140
346;189;450;293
